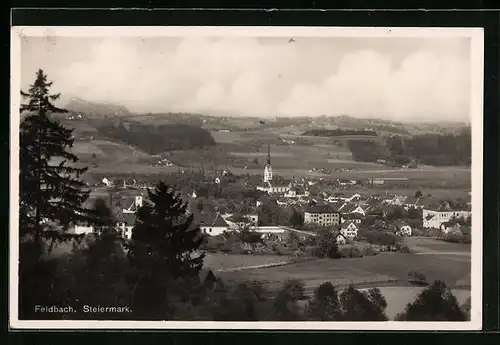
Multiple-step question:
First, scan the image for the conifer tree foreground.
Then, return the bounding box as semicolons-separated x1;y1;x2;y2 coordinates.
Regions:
126;182;205;319
19;69;90;244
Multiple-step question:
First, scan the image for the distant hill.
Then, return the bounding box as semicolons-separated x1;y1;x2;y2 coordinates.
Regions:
63;97;132;117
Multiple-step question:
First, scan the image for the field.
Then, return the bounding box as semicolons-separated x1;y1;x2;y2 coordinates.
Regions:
404;237;472;255
63;118;470;190
212;242;471;293
203;253;296;271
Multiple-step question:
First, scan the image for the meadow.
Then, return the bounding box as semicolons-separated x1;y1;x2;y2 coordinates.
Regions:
65;118;470;190
213;249;471;293
203;253;296;272
404;237;472;254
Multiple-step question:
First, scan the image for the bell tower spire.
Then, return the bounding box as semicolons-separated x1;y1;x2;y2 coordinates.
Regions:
264;143;273;184
267;143;271;165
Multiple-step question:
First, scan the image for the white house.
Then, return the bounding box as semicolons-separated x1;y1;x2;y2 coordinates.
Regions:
73;225;95;235
284;186;310;199
257;182;290;195
340;221;358;240
338;203;370;217
123;195;144;214
395;222;412;237
341;212;363;224
200;213;229;236
102;177;114;187
116;212;136;240
336;233;347;245
422;206;472;229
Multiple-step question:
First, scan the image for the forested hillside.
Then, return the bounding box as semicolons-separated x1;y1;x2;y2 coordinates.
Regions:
347;127;471;166
97;121;216;154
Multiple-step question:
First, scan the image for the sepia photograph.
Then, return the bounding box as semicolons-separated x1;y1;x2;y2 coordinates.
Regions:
10;26;483;330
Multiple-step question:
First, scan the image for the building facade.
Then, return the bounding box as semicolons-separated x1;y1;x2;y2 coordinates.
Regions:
422;208;472;229
304;205;341;226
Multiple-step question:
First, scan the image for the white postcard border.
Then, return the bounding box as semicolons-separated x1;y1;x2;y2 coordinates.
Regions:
9;25;484;331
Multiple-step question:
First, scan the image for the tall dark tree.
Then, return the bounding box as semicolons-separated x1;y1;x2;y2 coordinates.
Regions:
20;69;90;246
339;286;388;321
273;279;306;321
396;280;467;321
307;282;342;321
289;209;304;228
126;182;205;319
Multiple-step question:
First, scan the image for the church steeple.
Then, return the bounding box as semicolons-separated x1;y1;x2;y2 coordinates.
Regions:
264;143;273;184
266;143;271;165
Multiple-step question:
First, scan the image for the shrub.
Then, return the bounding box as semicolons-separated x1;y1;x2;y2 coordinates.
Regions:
408;271;428;286
339;245;363;258
361;245;379;256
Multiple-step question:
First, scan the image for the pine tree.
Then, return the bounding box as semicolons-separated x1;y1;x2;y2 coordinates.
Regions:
126;181;205;319
20;69;90;247
18;70;90;319
395;280;467;321
307;282;342;321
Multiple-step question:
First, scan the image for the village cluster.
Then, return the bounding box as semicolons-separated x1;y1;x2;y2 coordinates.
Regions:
75;145;472;249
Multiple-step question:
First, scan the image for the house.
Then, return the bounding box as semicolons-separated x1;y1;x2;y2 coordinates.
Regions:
198;213;229;236
338;203;370;217
422;203;472;229
257;181;291;195
340;221;358;240
345;193;362;202
303;204;341;226
225;213;259;229
442;222;462;235
403;196;421;210
341;212;363;224
284;186;310;199
384;195;407;206
115;212;136;240
74;224;95;235
394;221;412;237
102;177;114;187
335;233;347;245
123;178;137;188
122;195;149;214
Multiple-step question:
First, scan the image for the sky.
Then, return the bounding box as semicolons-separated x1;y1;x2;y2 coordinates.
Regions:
21;36;471;122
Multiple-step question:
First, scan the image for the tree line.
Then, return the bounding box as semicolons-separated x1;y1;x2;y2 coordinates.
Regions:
303;129;378;137
17;70;470;322
97;121;216;155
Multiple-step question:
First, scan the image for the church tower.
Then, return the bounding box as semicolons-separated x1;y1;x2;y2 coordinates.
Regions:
264;144;273;184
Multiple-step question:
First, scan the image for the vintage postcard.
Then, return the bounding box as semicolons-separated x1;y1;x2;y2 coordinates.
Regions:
10;26;484;330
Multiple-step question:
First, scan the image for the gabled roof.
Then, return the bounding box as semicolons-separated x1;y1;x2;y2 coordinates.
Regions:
123;213;136;226
339;203;358;213
336;233;347;239
305;204;338;214
341;221;358;229
212;214;229;227
194;211;228;228
393;220;409;228
404;196;420;205
342;212;364;219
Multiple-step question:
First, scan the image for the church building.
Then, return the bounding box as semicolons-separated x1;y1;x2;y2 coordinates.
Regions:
256;144;290;194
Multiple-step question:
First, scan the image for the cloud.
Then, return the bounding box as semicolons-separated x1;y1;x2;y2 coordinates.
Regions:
48;37;470;122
